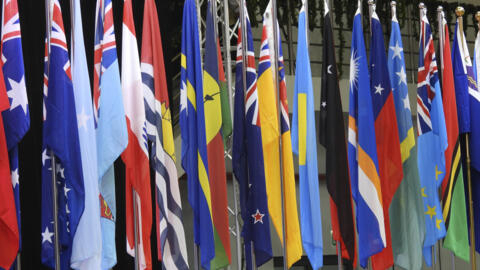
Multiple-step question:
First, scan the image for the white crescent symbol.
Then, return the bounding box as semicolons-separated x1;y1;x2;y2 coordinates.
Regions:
327;65;333;74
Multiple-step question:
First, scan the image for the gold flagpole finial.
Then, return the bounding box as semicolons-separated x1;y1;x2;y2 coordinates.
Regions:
456;6;465;17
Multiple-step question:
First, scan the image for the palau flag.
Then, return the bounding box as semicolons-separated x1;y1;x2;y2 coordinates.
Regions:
453;15;480;254
387;9;425;270
347;5;385;268
202;1;231;268
258;1;302;268
369;9;404;270
140;0;189;269
0;0;29;267
180;0;215;269
121;0;152;268
231;4;272;269
291;1;323;269
318;1;356;266
416;11;447;266
41;0;85;269
93;0;128;268
439;14;469;262
70;0;102;268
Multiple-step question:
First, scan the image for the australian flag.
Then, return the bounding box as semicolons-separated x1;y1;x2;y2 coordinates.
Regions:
41;0;85;269
231;5;272;270
1;0;29;257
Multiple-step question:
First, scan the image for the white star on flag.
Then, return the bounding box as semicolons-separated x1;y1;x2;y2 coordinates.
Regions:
11;169;19;188
7;76;28;114
396;67;407;86
42;226;54;244
56;164;65;179
374;84;384;95
390;41;403;60
64;185;71;197
42;149;50;166
77;107;90;130
403;95;410;110
321;101;327;108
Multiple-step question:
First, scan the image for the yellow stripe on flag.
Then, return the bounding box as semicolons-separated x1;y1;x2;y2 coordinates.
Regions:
400;127;415;163
298;93;307;165
181;53;186;70
198;151;214;221
187;80;196;111
161;105;176;161
442;145;461;220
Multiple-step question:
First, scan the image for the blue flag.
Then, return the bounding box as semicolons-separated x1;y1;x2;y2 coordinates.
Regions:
93;0;128;268
416;12;447;266
291;3;323;269
347;8;385;268
231;5;272;270
452;18;480;253
70;0;102;268
0;0;29;259
41;1;85;269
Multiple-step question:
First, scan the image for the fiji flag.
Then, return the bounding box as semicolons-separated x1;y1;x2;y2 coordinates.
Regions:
180;0;215;269
416;10;447;266
347;6;385;268
231;3;272;270
0;0;29;259
41;0;85;269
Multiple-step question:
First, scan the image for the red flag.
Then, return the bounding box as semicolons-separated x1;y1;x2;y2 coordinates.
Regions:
0;66;17;269
121;0;152;269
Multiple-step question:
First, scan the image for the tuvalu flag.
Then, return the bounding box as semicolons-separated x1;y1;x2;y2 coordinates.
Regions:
291;1;323;268
347;4;385;268
416;9;447;266
258;2;302;268
140;0;189;269
369;8;404;270
202;1;231;268
318;0;356;266
387;8;425;270
231;4;272;269
439;13;469;262
180;0;215;268
121;0;152;268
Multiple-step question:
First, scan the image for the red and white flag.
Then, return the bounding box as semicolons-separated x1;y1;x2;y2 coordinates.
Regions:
121;0;152;269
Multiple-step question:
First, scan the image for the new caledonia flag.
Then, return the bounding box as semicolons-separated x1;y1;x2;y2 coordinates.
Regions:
347;3;385;268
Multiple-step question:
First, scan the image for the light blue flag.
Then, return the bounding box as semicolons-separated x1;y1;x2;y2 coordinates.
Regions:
416;12;447;266
93;0;128;268
291;2;323;269
70;0;102;268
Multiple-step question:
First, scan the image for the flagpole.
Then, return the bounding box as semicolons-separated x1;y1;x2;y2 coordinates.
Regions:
456;7;477;270
220;0;243;268
132;190;140;270
407;3;416;84
270;1;288;270
45;0;61;269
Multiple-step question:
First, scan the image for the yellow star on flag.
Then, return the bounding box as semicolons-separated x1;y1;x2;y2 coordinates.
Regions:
425;205;436;219
421;187;427;197
435;165;443;180
436;218;443;229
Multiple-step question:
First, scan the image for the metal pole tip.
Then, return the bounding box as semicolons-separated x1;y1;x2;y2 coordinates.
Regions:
368;0;374;6
390;1;396;7
476;11;480;22
419;2;425;9
437;6;443;12
456;6;465;17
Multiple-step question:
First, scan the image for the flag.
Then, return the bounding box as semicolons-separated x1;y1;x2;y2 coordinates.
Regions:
387;11;425;270
70;0;102;268
453;16;480;254
180;0;215;268
416;11;447;266
347;7;385;268
200;1;231;268
440;15;470;262
93;0;128;268
231;4;272;269
140;0;189;269
121;0;152;268
0;47;17;270
216;42;232;143
369;10;404;270
318;1;356;266
0;0;29;263
41;0;85;268
291;1;323;269
258;2;302;268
